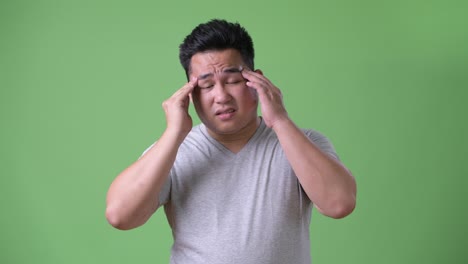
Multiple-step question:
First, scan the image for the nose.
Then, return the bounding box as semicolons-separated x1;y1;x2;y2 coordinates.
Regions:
213;83;232;104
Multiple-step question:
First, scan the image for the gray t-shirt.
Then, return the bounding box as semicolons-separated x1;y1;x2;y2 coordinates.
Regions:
155;118;338;264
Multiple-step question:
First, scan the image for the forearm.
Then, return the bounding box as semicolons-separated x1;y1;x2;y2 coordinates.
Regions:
105;130;183;230
272;118;356;218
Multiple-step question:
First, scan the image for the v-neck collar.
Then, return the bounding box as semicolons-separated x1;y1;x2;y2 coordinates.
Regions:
199;117;266;157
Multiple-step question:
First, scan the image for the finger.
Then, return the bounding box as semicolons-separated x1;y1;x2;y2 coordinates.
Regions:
246;81;271;103
241;69;270;85
182;77;198;93
241;69;266;87
243;71;279;95
173;77;198;98
245;77;275;95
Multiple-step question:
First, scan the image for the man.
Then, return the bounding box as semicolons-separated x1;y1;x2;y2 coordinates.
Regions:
106;19;356;264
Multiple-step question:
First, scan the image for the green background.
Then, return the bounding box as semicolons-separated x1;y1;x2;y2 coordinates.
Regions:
1;0;467;263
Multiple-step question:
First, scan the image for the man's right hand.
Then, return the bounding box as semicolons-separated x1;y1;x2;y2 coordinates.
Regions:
105;78;200;230
162;77;198;139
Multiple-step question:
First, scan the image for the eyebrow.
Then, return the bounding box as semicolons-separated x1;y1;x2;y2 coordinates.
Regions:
198;66;243;80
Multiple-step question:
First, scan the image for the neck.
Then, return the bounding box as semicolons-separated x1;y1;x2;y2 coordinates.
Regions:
207;117;261;153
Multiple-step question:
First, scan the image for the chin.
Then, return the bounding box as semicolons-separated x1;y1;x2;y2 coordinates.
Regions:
200;114;257;136
209;124;239;135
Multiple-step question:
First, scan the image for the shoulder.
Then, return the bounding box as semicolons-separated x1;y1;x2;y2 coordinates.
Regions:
183;124;205;143
139;124;206;157
302;128;329;142
302;128;340;160
178;124;216;155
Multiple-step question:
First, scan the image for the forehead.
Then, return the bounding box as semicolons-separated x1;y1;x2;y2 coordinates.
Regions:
189;49;244;77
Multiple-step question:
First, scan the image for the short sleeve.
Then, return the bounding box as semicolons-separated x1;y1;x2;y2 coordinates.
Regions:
304;129;340;161
140;143;172;207
157;175;171;207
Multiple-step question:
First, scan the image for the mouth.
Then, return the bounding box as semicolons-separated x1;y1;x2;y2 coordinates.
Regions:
215;108;236;115
215;108;236;120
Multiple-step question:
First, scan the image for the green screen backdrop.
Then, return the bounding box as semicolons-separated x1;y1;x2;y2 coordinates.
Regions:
1;0;467;263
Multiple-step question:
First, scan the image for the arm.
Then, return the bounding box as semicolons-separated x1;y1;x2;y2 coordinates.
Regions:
105;78;198;230
271;119;356;218
242;69;356;219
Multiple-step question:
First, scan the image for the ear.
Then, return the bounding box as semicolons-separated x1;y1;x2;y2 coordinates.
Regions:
254;69;264;75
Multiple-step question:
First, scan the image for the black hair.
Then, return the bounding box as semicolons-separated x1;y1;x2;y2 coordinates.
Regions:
179;19;255;79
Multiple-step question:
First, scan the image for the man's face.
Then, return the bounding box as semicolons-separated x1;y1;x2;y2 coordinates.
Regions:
189;49;258;136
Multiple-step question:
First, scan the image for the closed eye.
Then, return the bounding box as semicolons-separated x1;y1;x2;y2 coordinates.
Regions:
226;80;244;85
200;84;214;89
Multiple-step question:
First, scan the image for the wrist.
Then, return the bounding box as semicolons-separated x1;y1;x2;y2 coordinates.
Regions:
162;127;189;145
270;116;293;133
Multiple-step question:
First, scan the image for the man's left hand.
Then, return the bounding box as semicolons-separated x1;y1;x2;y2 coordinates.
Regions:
242;69;289;128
